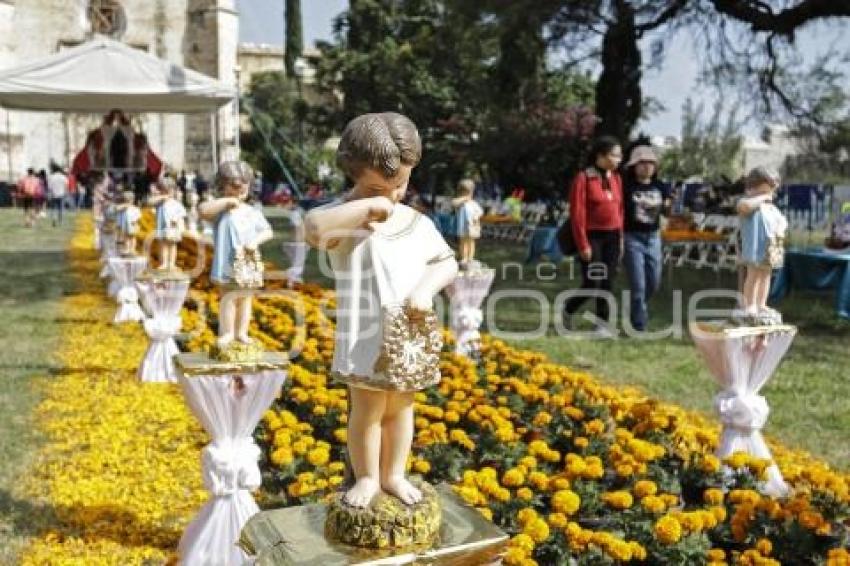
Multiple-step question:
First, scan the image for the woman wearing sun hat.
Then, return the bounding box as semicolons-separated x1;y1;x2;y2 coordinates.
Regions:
622;145;671;332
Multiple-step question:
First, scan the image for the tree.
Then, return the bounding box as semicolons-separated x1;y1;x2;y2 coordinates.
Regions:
240;71;333;187
548;0;690;143
284;0;303;78
659;98;743;182
311;1;598;197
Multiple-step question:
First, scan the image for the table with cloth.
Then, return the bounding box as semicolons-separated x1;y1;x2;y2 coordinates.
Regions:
769;248;850;319
525;225;564;263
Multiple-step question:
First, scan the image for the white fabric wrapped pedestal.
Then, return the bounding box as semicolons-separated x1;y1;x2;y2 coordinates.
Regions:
176;353;287;566
282;241;308;286
137;276;190;383
100;230;118;280
691;322;797;497
445;268;495;357
108;256;148;323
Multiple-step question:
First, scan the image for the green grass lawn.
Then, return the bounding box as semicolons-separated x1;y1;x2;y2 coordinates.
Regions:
263;209;850;470
0;208;80;562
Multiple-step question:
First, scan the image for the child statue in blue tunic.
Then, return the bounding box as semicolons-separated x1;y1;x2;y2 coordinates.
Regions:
735;166;788;324
115;190;141;256
149;177;187;272
199;161;274;349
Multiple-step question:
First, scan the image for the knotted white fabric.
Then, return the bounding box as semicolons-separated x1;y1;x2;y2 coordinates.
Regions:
178;369;286;566
452;306;484;357
201;438;262;496
137;278;189;383
282;241;308;286
108;256;147;324
692;324;796;497
445;269;495;356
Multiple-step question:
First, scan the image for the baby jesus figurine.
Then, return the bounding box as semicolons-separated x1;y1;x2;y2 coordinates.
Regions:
149;177;187;272
200;161;273;350
452;178;484;269
734;166;788;325
305;113;458;508
115;190;141;256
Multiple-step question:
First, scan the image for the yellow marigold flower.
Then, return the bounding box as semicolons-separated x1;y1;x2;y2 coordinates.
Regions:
584;419;605;435
528;440;549;457
494;487;512;502
707;548;725;561
551;477;570;490
710;506;727;522
616;463;635;477
602;490;634;510
565;406;584;420
510;533;535;553
524;518;550;543
565;456;586;476
270;447;294;467
827;548;850;566
641;495;667;514
444;410;460;423
633;480;657;498
700;454;721;473
502;468;526;487
477;506;493;521
799;510;826;531
756;538;773;556
547;512;568;529
532;412;552;427
606;539;633;561
654;515;682;545
517;507;539;526
528;471;549;491
517;487;534;501
413;459;431;474
678;511;704;532
306;447;329;466
725;452;749;469
312;405;327;416
574;436;589;449
292;440;308;455
729;489;761;506
629;541;647;561
503;547;526;565
552;489;581;515
703;488;724;505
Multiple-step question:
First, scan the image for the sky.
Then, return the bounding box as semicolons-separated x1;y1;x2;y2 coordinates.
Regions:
238;1;848;137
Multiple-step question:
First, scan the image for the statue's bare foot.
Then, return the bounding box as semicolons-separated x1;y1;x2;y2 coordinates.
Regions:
382;476;422;505
236;333;255;345
343;477;380;508
216;333;234;349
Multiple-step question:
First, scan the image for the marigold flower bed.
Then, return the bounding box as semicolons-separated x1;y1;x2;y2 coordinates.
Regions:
21;214;850;565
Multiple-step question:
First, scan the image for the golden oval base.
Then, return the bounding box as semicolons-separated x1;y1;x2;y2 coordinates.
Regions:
324;480;441;550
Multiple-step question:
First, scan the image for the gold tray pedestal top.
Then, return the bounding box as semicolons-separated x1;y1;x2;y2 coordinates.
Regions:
239;483;508;566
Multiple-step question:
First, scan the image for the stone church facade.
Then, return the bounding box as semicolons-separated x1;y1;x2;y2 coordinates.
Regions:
0;0;240;180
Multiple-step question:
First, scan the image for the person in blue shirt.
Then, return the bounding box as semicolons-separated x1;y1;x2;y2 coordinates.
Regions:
622;146;671;332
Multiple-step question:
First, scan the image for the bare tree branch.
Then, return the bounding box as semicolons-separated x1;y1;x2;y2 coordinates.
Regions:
709;0;850;38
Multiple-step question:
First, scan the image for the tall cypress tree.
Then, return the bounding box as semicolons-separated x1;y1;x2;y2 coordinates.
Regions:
284;0;303;78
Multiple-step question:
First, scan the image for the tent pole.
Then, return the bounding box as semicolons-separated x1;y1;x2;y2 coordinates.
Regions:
5;108;11;184
210;112;218;174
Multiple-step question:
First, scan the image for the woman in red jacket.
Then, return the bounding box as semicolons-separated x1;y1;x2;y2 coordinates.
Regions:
563;136;624;336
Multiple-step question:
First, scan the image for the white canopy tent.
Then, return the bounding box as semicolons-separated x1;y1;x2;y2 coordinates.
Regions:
0;36;236;177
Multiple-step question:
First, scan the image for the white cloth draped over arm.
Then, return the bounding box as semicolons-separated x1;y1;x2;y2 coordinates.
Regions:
178;369;286;566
